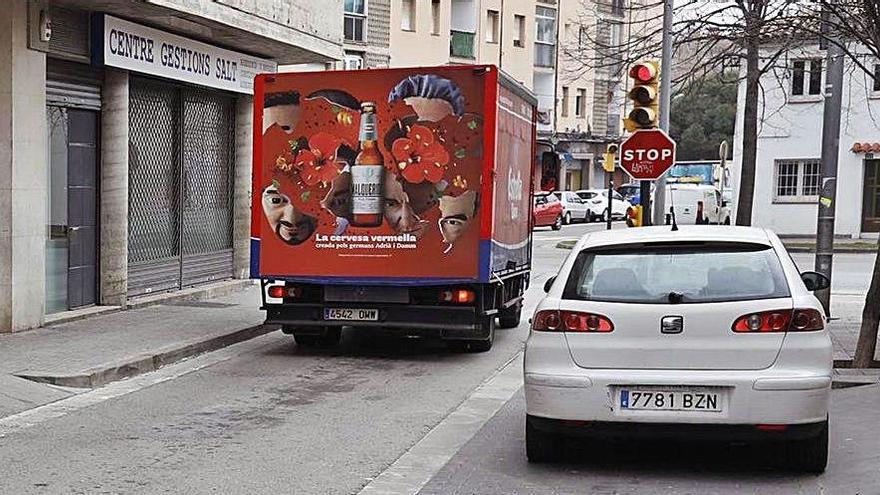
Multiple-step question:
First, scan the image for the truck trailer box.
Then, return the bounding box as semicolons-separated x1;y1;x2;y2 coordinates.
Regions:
251;65;537;350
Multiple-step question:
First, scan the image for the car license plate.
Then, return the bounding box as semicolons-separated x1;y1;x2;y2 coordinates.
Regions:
619;388;723;412
323;308;379;321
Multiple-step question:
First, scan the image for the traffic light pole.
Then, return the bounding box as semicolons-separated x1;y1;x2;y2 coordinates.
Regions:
607;175;614;230
652;0;674;226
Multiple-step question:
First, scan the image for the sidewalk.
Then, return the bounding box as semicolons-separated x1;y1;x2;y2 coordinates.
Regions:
0;285;271;419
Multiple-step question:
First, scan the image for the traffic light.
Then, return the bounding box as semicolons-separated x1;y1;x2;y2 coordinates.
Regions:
626;205;643;227
603;143;619;172
623;61;660;132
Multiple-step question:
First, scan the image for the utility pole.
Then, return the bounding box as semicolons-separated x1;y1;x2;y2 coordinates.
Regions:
652;0;673;226
814;9;844;315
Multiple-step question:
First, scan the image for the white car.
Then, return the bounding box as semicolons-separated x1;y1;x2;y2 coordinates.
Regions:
525;226;832;472
552;191;590;224
576;189;631;222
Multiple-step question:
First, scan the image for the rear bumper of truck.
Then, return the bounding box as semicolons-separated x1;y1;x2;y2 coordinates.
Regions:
264;303;487;339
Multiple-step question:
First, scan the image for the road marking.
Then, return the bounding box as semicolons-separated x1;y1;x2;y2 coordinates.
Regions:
0;333;280;438
358;352;524;495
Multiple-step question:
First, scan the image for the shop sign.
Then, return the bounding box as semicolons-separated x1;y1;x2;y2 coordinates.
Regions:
94;14;277;95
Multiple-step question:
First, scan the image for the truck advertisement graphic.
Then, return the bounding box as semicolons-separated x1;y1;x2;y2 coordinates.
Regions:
253;66;493;281
252;65;536;351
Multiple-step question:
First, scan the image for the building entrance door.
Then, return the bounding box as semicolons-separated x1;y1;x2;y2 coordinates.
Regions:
46;107;99;313
864;159;880;233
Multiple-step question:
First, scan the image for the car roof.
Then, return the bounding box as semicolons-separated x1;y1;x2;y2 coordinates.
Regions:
578;226;773;249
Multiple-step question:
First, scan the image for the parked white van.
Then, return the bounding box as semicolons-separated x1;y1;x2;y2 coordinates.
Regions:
664;183;731;225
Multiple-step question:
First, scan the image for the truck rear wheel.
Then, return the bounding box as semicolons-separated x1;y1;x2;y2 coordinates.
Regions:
498;302;522;329
449;315;495;353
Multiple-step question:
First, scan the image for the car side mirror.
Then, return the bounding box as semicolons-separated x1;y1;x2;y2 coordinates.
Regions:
544;275;557;293
800;271;830;292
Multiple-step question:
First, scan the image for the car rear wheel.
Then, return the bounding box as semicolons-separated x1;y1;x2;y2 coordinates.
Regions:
526;416;563;463
551;215;562;230
782;419;829;473
563;212;572;225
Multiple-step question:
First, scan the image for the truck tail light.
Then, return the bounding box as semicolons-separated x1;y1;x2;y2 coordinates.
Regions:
268;285;302;299
440;289;476;304
732;309;823;333
532;310;614;333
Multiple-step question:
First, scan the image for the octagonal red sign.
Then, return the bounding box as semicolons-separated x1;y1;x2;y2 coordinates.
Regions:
620;129;677;180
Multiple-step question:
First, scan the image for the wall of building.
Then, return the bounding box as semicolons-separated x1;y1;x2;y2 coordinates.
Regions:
0;0;49;331
390;0;451;67
731;45;880;237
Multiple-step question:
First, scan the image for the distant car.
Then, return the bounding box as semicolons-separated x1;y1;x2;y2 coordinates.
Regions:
617;183;641;203
575;189;631;222
533;192;563;230
551;191;590;224
525;226;832;473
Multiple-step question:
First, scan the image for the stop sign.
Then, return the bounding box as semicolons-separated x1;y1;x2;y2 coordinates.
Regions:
620;129;677;180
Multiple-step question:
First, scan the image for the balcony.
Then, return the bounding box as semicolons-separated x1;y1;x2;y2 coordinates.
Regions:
534;43;555;68
450;30;476;59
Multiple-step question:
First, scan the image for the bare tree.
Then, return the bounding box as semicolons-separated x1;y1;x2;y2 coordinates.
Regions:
799;0;880;368
563;0;808;225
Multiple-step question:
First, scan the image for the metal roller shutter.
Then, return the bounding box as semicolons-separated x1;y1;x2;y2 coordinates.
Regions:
46;59;102;110
128;77;235;297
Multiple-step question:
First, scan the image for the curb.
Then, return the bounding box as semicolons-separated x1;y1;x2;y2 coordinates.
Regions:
783;246;877;254
16;323;277;388
555;241;875;253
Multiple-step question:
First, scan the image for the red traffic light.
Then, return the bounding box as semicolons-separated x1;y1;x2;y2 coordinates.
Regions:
629;63;657;83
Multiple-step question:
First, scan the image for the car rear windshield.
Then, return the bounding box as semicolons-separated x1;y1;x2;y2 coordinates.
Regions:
563;242;791;304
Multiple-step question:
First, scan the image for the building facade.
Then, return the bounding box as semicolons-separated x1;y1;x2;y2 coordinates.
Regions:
0;0;342;332
536;0;660;193
730;45;880;238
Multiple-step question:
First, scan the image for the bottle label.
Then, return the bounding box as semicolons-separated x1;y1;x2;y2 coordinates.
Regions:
359;114;378;141
351;165;384;214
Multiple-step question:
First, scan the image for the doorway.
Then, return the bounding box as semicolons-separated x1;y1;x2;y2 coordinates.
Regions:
46;107;99;313
863;159;880;232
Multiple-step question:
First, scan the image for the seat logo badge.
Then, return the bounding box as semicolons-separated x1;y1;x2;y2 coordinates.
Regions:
661;316;683;334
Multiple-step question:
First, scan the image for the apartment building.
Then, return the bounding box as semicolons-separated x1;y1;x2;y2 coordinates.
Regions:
337;0;660;191
389;0;535;88
0;0;341;332
538;0;661;192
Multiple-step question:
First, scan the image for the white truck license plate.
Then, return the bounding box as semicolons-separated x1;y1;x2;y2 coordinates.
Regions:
323;308;379;321
620;389;722;412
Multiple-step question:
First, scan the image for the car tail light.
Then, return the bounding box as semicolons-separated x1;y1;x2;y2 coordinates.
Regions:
440;289;476;304
756;424;789;432
268;285;302;299
732;309;824;333
532;310;614;333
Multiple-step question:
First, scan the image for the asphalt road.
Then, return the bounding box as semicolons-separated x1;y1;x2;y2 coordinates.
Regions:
0;221;874;495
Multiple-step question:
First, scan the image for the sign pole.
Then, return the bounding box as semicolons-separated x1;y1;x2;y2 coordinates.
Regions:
639;181;652;226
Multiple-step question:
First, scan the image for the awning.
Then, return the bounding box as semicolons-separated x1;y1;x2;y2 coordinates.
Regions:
852;142;880;153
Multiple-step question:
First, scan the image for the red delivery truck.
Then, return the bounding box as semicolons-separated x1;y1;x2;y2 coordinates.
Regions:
251;65;536;351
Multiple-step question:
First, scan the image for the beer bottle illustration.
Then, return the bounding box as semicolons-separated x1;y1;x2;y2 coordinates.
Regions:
350;101;385;227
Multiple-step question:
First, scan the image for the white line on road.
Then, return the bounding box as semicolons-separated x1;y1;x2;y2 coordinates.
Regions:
358;351;524;495
0;333;280;438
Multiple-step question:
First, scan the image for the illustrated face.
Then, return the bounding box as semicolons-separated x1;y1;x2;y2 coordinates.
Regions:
438;190;477;246
321;171;353;219
404;96;455;122
384;172;428;239
263;104;302;134
262;186;316;245
439;215;470;244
